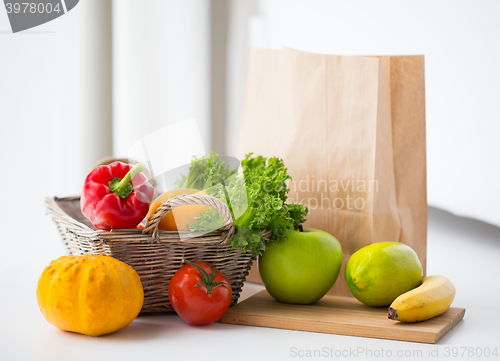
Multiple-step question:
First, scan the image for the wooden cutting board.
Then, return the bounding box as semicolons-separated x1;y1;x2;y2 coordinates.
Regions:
221;290;465;344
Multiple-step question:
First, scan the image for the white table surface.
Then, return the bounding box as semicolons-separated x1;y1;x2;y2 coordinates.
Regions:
1;207;499;361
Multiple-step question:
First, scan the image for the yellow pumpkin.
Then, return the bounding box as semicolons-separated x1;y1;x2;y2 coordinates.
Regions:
36;254;144;336
146;188;212;231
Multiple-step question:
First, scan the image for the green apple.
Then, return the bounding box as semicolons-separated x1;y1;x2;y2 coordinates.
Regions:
258;228;342;304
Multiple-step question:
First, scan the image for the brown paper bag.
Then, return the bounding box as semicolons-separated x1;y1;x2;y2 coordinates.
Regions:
239;48;427;297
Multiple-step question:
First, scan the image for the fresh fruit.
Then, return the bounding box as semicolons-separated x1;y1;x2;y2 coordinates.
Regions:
168;260;232;326
146;188;211;231
37;254;144;336
345;242;423;306
258;228;342;304
388;275;456;322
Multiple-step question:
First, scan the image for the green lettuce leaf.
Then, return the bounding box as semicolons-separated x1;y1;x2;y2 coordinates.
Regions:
187;207;224;232
176;151;236;190
186;152;309;255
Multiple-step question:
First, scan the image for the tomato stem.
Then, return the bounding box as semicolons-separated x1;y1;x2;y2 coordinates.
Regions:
182;259;229;294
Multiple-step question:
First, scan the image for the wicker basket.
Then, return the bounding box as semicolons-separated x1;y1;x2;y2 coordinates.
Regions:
45;193;270;313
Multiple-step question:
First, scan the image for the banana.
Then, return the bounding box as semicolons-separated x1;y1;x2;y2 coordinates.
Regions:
388;275;456;322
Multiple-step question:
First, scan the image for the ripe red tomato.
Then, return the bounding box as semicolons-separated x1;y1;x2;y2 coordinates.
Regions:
168;260;232;326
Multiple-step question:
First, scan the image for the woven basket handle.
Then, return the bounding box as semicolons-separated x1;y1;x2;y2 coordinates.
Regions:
142;193;235;243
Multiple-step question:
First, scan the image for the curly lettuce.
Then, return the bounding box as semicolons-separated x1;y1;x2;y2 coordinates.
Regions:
185;152;309;255
175;151;236;191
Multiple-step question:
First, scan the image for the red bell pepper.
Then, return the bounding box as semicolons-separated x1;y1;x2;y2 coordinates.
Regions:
81;161;154;230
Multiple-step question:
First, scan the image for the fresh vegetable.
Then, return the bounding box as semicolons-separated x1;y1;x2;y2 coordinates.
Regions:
168;260;232;326
175;151;235;191
187;206;225;232
146;188;212;231
259;228;342;304
36;254;144;336
183;152;309;255
389;275;455;322
81;161;154;230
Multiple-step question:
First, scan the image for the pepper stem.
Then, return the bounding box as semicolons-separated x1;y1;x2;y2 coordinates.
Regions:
182;259;229;294
109;163;144;199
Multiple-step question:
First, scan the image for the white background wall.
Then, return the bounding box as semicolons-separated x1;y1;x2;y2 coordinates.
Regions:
0;0;113;271
112;0;210;156
0;0;211;272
